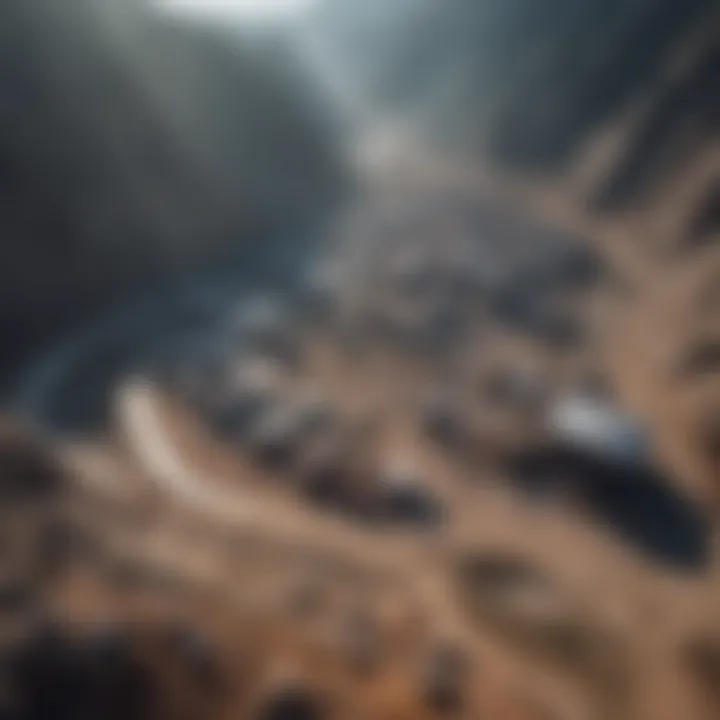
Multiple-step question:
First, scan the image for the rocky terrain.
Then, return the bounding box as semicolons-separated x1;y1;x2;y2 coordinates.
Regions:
1;0;720;719
6;161;720;719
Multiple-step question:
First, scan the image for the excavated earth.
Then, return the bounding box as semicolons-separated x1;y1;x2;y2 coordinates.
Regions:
4;133;720;720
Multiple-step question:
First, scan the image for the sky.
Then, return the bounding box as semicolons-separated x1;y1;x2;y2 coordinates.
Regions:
155;0;318;23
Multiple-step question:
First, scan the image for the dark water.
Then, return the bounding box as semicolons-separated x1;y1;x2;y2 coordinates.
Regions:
510;448;710;571
10;235;315;436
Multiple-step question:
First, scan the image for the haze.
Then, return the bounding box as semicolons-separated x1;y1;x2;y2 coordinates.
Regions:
155;0;317;22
